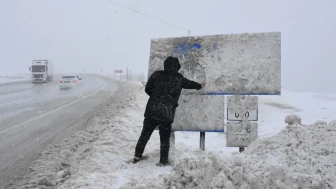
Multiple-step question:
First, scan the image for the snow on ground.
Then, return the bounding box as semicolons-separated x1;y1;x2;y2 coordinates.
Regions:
125;121;336;189
0;75;30;84
18;80;336;188
53;83;336;188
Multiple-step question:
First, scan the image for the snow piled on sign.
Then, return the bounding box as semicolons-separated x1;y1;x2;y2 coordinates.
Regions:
148;32;281;94
148;32;280;132
172;94;224;131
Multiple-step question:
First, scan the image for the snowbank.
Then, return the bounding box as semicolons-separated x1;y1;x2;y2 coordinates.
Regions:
0;75;30;84
329;120;336;128
56;82;151;189
123;122;336;189
284;114;301;125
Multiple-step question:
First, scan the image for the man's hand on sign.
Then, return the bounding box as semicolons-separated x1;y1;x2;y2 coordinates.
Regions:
201;82;205;88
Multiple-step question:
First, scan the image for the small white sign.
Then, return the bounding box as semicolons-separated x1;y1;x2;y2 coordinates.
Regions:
226;121;258;147
114;70;123;73
227;96;258;121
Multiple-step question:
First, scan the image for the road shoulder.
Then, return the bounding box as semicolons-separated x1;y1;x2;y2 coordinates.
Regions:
5;80;140;189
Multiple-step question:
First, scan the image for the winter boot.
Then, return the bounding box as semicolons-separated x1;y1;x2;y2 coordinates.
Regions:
132;156;141;164
156;160;170;167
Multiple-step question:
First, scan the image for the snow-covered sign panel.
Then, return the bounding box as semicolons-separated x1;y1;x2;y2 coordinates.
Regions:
148;32;281;95
226;121;258;147
172;95;224;132
227;96;258;121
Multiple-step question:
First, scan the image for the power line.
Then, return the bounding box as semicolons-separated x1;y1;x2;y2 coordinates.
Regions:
104;0;191;36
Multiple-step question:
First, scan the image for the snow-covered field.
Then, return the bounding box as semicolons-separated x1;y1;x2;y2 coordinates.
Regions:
0;75;30;84
17;82;336;189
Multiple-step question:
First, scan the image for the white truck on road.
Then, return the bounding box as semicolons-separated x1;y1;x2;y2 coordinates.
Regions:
29;60;53;83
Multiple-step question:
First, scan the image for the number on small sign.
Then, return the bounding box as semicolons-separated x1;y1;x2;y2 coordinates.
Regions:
235;137;250;142
234;111;250;118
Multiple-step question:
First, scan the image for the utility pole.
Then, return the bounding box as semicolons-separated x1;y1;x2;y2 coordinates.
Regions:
127;67;128;80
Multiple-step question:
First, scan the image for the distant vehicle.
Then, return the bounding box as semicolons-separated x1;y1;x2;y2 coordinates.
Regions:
59;75;82;90
29;60;53;83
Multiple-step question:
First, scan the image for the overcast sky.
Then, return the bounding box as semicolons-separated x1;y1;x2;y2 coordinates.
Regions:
0;0;335;93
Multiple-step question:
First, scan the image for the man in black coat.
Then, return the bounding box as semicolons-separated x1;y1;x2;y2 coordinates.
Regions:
133;56;203;166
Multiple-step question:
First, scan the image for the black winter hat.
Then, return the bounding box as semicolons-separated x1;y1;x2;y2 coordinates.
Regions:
164;56;181;72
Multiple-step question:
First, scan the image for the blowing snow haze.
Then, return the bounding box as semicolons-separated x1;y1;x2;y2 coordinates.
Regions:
0;0;335;92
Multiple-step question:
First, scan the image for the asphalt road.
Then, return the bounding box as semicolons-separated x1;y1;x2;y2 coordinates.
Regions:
0;75;118;188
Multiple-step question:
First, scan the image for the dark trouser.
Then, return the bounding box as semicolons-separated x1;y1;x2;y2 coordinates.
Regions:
135;118;172;163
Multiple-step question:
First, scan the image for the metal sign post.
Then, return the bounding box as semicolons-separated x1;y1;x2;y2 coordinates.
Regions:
200;132;205;151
